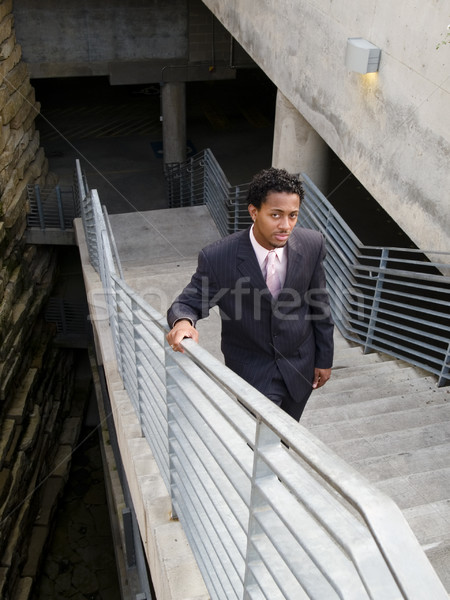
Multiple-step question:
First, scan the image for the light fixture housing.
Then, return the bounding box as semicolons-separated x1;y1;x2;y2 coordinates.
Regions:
345;38;381;74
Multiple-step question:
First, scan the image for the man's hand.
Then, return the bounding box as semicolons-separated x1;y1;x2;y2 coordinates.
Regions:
312;367;331;390
166;319;199;353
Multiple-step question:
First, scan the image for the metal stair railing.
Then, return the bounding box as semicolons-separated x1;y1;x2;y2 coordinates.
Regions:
44;297;89;342
165;148;251;237
300;173;450;387
78;164;448;600
165;150;450;386
27;183;80;230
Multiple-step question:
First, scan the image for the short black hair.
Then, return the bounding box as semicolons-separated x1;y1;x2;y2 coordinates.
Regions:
247;167;304;209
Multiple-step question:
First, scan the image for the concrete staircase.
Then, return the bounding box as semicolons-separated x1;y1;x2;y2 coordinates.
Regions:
109;206;450;594
302;330;450;593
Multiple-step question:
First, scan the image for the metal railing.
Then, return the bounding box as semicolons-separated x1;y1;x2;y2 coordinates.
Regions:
76;158;447;599
300;175;450;387
165;148;251;237
165;150;450;386
27;183;80;230
45;297;89;344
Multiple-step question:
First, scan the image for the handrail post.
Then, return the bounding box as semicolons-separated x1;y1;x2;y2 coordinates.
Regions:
190;156;195;206
438;341;450;387
132;297;144;419
179;162;183;206
58;297;66;335
364;248;389;354
165;350;179;519
203;149;209;207
56;185;65;230
35;185;45;230
243;421;279;594
233;187;240;233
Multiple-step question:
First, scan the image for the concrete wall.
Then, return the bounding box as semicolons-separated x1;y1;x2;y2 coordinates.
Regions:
13;0;188;78
11;0;449;251
13;0;252;83
202;0;450;254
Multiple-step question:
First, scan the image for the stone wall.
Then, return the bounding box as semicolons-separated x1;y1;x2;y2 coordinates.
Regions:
0;2;87;598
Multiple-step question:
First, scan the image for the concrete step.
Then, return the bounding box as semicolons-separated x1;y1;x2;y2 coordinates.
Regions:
305;390;449;426
324;420;450;463
312;366;429;397
332;347;392;367
375;466;450;510
421;540;450;593
329;359;409;381
403;501;450;592
352;443;450;485
302;324;450;592
352;442;450;488
404;499;450;544
309;373;439;407
306;403;450;444
332;333;358;349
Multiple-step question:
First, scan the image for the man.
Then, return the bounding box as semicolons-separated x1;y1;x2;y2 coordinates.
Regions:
166;167;334;420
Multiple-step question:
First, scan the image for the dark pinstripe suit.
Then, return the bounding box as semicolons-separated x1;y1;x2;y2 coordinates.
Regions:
167;226;334;411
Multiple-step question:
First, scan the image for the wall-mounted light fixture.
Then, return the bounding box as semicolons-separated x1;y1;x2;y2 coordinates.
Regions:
345;38;381;74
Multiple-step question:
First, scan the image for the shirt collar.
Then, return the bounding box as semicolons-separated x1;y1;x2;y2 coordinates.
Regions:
250;225;286;268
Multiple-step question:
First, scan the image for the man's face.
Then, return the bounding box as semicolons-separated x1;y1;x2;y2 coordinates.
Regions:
248;191;300;250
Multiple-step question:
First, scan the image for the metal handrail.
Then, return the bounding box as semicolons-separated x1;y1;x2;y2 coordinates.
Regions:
26;183;80;230
78;169;447;599
300;174;450;386
164;150;450;386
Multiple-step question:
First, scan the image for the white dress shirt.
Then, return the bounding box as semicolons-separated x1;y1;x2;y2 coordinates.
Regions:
249;225;287;287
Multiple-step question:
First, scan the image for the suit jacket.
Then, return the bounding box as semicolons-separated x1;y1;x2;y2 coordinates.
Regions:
167;226;334;404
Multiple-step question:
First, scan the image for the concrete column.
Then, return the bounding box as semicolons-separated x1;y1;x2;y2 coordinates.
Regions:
272;90;328;192
161;82;187;164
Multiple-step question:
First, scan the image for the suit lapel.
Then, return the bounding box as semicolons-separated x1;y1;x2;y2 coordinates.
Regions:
282;229;304;293
236;229;267;290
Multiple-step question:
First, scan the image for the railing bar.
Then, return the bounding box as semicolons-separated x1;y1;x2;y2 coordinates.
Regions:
166;371;255;483
362;313;450;340
346;308;450;337
137;371;166;416
137;357;166;399
342;326;443;372
342;279;450;303
170;466;243;599
362;246;450;256
351;265;450;284
139;390;167;439
139;415;170;487
166;362;257;449
331;280;450;312
55;186;65;230
170;488;234;600
168;389;252;524
169;427;248;562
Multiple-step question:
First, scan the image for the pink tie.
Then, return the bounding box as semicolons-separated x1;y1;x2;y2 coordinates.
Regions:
266;250;281;298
